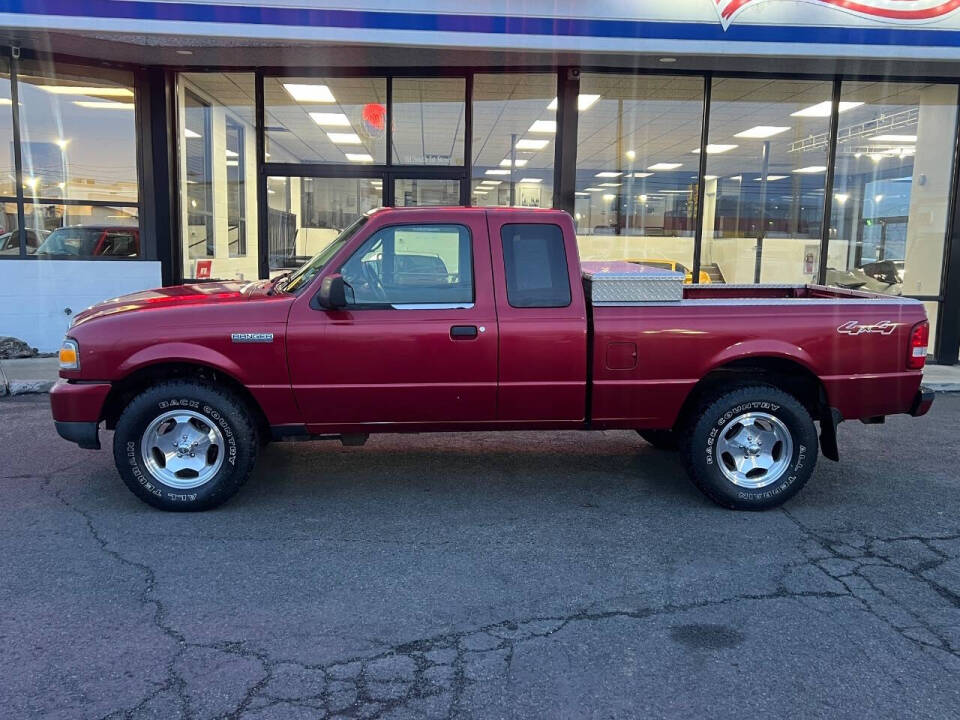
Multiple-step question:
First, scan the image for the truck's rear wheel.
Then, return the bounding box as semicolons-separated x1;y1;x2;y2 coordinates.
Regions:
682;385;817;510
113;380;258;511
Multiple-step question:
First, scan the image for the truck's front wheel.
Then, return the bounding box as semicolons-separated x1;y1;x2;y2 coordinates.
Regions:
682;385;817;510
113;380;259;511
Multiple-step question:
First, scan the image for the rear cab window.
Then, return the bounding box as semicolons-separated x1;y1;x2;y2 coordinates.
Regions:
500;223;571;308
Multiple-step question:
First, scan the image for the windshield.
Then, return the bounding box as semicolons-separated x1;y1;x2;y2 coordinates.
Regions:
281;216;368;293
36;227;104;256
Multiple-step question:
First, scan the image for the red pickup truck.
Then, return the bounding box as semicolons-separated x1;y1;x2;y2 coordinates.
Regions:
51;207;933;512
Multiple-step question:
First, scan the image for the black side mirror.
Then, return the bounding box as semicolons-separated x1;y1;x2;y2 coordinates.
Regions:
317;273;347;309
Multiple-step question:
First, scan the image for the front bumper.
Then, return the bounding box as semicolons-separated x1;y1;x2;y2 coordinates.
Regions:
50;380;111;449
910;385;935;417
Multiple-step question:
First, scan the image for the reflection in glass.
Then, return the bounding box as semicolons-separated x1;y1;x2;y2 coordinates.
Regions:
394;179;460;207
392;78;465;165
30;206;140;258
472;74;555;208
700;78;833;284
268;176;381;273
264;76;387;164
575;74;704;275
177;73;257;280
826;82;957;299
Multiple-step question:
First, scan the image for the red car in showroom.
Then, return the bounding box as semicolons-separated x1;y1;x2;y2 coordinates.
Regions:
51;207;932;511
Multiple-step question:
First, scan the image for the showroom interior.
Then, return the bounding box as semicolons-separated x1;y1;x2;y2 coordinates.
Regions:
1;47;959;360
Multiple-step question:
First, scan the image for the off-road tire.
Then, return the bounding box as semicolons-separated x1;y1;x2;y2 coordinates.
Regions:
113;380;259;511
682;384;818;510
637;429;678;450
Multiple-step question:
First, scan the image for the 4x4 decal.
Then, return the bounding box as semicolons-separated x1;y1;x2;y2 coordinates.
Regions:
837;320;897;336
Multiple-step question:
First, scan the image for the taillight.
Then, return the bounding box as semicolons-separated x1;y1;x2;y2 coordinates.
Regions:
907;320;929;370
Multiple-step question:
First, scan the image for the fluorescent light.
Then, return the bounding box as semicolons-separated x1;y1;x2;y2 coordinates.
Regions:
516;138;550;151
184;128;202;139
625;150;636;161
486;169;510;175
871;134;917;143
632;172;653;178
754;175;788;181
704;175;718;180
0;98;11;105
473;190;488;195
283;83;335;103
585;187;604;192
38;85;133;97
499;158;528;167
734;125;790;139
546;94;601;111
595;171;622;178
647;162;681;171
575;192;590;196
225;149;239;158
73;101;134;110
602;193;616;201
310;112;350;127
345;153;373;162
480;180;502;186
326;132;362;145
834;193;849;204
791;101;863;117
519;178;542;183
528;120;556;133
226;160;239;167
599;182;620;187
691;144;738;154
729;175;743;181
792;166;827;174
578;94;601;111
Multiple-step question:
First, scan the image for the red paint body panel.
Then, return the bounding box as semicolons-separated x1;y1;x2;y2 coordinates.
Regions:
50;207;928;440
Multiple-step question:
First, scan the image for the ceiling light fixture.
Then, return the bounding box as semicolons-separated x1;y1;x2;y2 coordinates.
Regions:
791;101;863;118
326;132;362;145
73;101;135;110
546;94;601;112
528;120;557;133
691;144;738;154
345;153;373;162
38;86;133;97
520;178;542;183
595;171;622;178
184;128;202;139
515;138;550;150
792;166;827;173
585;187;605;192
632;172;653;178
647;162;682;171
599;182;620;187
754;175;788;181
486;169;511;175
871;134;917;143
310;112;350;127
499;158;528;167
283;83;336;103
734;125;790;139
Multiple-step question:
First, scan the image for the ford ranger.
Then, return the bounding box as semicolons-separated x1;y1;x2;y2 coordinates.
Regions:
50;207;933;511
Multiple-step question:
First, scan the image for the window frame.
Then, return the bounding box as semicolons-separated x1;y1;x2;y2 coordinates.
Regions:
334;221;475;310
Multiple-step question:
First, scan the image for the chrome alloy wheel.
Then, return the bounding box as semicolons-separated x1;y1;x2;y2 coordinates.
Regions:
715;411;793;489
140;410;225;489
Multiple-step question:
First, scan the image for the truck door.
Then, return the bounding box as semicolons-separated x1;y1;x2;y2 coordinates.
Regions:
286;212;498;429
486;212;588;424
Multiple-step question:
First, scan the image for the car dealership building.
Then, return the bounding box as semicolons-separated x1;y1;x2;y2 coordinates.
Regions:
1;0;960;360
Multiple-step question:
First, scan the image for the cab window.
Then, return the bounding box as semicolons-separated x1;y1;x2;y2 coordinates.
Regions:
339;224;473;307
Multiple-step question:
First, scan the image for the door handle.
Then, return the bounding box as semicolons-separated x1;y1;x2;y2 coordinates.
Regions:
450;325;479;339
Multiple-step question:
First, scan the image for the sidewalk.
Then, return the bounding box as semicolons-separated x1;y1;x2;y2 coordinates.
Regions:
3;355;960;397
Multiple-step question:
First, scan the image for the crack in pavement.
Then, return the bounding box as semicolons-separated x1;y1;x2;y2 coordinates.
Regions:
40;470;960;720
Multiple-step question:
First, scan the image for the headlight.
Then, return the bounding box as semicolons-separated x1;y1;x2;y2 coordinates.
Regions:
59;338;80;370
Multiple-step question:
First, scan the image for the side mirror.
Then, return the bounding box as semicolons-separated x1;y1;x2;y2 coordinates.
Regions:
317;273;347;309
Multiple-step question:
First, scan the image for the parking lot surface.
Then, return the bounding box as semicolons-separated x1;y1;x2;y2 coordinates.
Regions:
2;394;959;719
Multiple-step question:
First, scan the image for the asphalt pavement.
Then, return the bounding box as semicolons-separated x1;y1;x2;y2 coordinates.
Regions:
2;394;959;719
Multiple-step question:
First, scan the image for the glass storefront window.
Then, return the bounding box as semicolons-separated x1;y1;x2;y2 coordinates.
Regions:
472;73;556;208
575;74;704;274
394;178;460;206
15;60;140;257
264;76;387;164
392;78;465;165
177;73;257;280
268;176;380;273
826;82;957;300
0;61;16;248
699;78;833;284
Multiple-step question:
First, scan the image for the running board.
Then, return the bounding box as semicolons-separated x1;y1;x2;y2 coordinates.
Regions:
270;425;369;446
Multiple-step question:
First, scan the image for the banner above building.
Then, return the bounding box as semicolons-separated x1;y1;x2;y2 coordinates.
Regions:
3;0;960;58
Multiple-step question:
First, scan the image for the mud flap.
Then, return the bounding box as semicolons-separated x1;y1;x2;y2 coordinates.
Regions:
819;407;842;462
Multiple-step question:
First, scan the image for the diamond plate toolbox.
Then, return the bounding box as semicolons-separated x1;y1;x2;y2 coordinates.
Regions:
581;261;684;304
